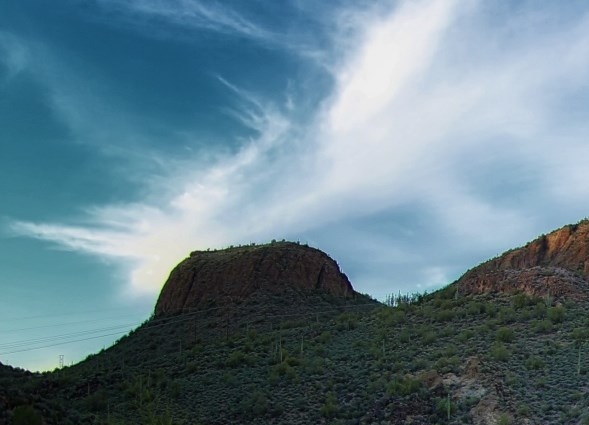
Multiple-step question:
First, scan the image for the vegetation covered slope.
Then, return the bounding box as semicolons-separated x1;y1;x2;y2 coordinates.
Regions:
3;288;589;425
4;223;589;425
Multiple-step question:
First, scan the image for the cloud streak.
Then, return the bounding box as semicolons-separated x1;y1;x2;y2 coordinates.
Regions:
100;0;269;39
0;32;30;79
10;0;589;299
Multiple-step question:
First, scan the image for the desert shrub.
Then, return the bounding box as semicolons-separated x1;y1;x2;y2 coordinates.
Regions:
226;350;247;368
435;355;461;373
316;331;332;344
466;301;485;316
435;396;457;419
525;356;545;370
441;345;458;357
285;355;300;367
440;326;456;337
533;302;547;318
548;306;565;323
11;406;43;425
517;403;530;417
422;331;437;345
497;413;512;425
505;372;520;388
337;312;359;330
387;375;423;397
270;362;296;381
398;328;413;343
498;307;516;324
496;327;515;343
534;319;553;334
485;303;498;318
85;389;108;412
421;305;435;319
168;380;182;400
320;392;338;418
490;343;509;361
247;329;257;341
572;327;589;346
458;329;474;342
222;371;236;384
436;309;455;322
433;289;450;303
240;390;268;418
512;293;529;309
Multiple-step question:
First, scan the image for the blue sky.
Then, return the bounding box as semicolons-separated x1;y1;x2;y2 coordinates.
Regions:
2;0;589;371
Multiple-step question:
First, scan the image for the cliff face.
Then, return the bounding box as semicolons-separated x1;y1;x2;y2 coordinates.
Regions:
457;221;589;300
154;242;357;317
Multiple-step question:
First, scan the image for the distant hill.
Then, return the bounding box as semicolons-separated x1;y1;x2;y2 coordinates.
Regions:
457;219;589;301
4;225;589;424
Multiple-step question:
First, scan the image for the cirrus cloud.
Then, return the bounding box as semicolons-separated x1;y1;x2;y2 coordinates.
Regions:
9;0;589;299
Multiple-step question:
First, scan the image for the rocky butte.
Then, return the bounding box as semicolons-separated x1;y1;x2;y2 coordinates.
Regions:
456;220;589;301
154;241;361;318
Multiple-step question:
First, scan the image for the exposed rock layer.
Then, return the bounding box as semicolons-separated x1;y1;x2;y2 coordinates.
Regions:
457;220;589;300
154;242;357;316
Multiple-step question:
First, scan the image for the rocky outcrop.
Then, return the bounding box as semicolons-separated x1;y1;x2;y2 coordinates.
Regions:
457;220;589;300
154;242;357;317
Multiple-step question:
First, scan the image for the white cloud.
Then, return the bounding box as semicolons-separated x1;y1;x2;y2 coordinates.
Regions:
10;0;589;299
0;32;30;78
98;0;269;40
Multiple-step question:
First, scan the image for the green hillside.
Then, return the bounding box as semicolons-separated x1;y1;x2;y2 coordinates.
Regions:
2;287;589;424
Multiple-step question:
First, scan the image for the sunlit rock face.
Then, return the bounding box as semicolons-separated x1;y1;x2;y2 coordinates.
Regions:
456;221;589;301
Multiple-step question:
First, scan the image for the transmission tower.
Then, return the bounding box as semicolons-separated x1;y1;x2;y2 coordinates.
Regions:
59;354;64;369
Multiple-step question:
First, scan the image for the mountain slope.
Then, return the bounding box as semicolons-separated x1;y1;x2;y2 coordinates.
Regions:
457;220;589;301
4;227;589;425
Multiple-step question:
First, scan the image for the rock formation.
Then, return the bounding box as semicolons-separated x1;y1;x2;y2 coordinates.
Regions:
456;220;589;300
154;242;358;317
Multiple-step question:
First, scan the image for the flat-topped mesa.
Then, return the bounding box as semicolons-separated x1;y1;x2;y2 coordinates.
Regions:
456;220;589;301
154;242;357;317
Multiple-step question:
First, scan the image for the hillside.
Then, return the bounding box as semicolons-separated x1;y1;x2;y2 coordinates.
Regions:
457;220;589;301
155;242;360;321
3;226;589;424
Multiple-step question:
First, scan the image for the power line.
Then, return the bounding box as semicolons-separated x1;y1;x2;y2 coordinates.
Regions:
0;323;139;350
0;302;379;357
3;306;147;321
0;330;133;356
0;313;148;333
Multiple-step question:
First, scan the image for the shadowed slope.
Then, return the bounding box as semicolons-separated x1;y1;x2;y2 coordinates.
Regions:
155;242;358;318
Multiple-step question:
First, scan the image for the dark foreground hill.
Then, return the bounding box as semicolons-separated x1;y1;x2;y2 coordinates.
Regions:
3;227;589;425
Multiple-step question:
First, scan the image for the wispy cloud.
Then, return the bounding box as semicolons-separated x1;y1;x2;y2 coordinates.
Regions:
10;0;589;299
98;0;270;40
93;0;336;70
0;32;30;79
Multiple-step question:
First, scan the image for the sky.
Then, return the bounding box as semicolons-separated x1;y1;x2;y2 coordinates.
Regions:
1;0;589;371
